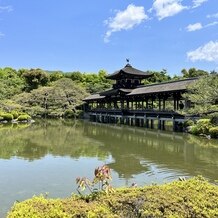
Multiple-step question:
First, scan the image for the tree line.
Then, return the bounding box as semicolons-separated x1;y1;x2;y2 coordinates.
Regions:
0;66;217;118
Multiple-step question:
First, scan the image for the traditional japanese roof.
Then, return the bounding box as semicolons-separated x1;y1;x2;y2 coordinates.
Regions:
83;94;105;101
100;88;133;96
128;77;198;96
107;64;152;80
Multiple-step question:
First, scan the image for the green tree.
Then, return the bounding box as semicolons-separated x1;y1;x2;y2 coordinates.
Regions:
14;78;88;117
182;68;209;78
22;68;49;91
184;74;218;114
0;67;25;100
144;69;171;84
49;71;64;82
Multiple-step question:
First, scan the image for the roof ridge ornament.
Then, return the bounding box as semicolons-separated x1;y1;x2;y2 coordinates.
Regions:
125;58;132;67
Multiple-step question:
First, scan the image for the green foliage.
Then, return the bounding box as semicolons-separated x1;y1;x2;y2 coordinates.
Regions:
144;69;171;84
183;119;195;127
196;119;212;134
209;127;218;138
17;114;31;121
209;112;218;125
0;100;22;112
11;111;19;119
184;74;218;115
64;70;112;94
7;177;218;218
189;119;213;135
63;109;75;118
49;71;64;82
0;113;13;121
181;68;209;78
189;125;200;135
14;78;88;118
0;67;25;100
22;68;49;91
82;70;113;94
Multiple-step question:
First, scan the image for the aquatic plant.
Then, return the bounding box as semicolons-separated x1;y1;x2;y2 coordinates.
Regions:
76;165;114;196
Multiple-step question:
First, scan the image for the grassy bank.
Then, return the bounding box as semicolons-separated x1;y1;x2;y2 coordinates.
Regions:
7;177;218;218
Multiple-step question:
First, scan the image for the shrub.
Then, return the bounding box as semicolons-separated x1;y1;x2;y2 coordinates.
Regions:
63;109;76;118
189;125;200;135
17;114;31;121
209;127;218;138
195;119;212;134
7;177;218;218
209;112;218;125
11;111;19;119
184;119;194;127
1;113;13;121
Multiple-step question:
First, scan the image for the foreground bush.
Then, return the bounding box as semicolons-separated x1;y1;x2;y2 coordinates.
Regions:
0;113;13;121
188;118;218;138
209;127;218;138
17;114;31;121
7;177;218;218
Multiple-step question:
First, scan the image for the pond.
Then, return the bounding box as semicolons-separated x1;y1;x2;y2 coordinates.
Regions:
0;119;218;217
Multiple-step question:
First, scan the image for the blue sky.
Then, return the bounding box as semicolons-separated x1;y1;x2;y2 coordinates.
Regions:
0;0;217;76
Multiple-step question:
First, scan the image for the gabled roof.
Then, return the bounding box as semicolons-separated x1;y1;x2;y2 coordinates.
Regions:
107;64;152;80
128;77;198;96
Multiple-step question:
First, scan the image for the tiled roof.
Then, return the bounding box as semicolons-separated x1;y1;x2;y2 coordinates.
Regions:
128;78;198;96
107;64;152;79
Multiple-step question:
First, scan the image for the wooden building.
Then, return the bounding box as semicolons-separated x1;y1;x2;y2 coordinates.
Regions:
83;63;198;131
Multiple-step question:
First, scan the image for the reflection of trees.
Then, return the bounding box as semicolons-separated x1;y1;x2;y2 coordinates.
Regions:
0;120;108;161
83;122;218;181
1;120;218;181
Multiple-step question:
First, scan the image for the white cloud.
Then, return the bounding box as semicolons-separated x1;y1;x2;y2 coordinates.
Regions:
186;22;202;31
192;0;208;8
187;41;218;62
205;21;218;27
186;21;218;32
207;12;218;19
0;5;13;13
0;32;5;38
152;0;188;20
104;4;148;43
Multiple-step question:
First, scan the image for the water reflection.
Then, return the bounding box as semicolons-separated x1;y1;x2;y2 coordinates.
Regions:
0;119;217;181
0;119;218;217
83;122;218;181
0;120;108;161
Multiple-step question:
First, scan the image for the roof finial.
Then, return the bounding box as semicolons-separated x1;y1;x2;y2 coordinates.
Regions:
125;58;132;67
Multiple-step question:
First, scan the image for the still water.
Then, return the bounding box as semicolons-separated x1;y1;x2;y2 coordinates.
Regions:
0;119;218;217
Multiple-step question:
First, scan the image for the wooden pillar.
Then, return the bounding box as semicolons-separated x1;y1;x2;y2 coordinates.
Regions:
146;99;148;109
121;100;124;109
174;97;177;110
158;97;161;111
177;99;179;110
151;98;154;109
163;98;166;110
150;119;154;129
127;100;129;109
